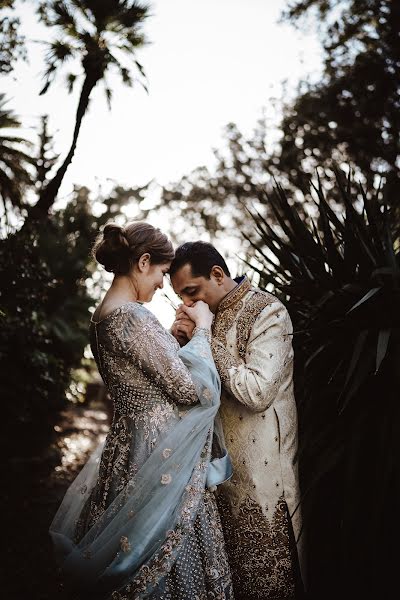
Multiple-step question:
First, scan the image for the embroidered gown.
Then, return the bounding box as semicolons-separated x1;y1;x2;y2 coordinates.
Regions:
49;302;233;600
210;278;303;600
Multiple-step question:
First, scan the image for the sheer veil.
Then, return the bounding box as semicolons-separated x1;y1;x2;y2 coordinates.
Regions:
49;324;231;598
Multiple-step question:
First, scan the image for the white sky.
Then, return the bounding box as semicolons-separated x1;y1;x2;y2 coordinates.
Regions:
3;0;322;326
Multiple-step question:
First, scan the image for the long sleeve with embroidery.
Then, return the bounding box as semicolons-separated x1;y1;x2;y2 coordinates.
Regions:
211;301;293;413
91;302;214;407
119;304;215;406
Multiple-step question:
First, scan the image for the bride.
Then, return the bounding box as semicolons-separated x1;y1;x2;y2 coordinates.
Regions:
49;221;233;599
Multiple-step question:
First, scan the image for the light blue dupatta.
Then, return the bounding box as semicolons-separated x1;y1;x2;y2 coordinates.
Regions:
49;321;231;599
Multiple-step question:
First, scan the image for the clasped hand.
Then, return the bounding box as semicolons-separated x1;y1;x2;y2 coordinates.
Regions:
171;301;213;346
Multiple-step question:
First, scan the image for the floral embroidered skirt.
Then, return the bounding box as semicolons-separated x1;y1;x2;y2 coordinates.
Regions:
111;490;234;600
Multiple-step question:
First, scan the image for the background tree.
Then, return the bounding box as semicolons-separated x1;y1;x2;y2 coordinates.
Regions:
35;114;59;193
0;0;26;74
271;0;400;197
27;0;151;221
0;177;150;457
0;94;33;232
162;0;400;239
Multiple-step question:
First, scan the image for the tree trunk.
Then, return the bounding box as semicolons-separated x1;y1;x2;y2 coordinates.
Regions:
26;74;100;223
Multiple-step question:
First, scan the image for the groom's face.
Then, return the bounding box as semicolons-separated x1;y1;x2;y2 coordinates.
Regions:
170;263;225;313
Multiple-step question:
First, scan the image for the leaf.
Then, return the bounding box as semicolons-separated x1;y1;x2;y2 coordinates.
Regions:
346;287;381;314
343;329;369;391
375;329;391;374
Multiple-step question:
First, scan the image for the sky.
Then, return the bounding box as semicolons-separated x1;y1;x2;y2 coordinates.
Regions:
4;0;322;325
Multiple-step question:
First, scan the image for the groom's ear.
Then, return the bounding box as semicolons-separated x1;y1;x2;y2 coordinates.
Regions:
210;265;225;284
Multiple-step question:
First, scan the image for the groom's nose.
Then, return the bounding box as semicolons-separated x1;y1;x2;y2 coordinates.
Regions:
183;299;194;307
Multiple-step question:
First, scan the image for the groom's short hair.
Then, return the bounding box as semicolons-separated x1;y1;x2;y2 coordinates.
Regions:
170;241;231;279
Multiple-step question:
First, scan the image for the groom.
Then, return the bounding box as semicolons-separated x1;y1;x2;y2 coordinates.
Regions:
170;241;303;600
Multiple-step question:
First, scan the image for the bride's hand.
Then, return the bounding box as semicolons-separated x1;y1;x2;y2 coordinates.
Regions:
180;301;213;330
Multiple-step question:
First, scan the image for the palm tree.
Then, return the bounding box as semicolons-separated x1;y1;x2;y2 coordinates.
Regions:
28;0;151;221
0;94;33;230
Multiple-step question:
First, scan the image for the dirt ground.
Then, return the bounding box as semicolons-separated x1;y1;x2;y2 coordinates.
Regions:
3;400;110;600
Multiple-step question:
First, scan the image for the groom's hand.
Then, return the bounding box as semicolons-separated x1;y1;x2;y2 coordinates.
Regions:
171;306;196;346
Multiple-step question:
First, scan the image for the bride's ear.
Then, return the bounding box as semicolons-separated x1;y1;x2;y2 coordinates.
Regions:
137;253;151;273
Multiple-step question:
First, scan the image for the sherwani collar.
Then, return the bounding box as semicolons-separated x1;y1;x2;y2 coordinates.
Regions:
216;276;252;314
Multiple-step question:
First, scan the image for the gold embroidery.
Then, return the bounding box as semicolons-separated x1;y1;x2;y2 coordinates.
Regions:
211;339;239;387
120;536;131;553
73;303;233;599
211;282;246;385
192;326;212;344
162;447;172;459
217;277;252;312
212;277;252;346
109;437;234;600
217;493;296;600
202;387;213;402
236;291;276;359
161;473;172;485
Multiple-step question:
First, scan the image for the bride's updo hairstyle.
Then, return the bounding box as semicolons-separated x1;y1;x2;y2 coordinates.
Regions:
93;221;174;275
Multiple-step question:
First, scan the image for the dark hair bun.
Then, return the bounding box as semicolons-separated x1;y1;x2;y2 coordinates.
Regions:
94;223;131;274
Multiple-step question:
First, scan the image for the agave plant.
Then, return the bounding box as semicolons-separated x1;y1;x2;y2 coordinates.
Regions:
245;169;400;599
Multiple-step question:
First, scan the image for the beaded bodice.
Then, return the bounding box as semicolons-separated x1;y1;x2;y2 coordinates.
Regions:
89;302;199;419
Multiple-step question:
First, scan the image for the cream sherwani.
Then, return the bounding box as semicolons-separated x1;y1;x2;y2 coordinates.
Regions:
211;276;302;600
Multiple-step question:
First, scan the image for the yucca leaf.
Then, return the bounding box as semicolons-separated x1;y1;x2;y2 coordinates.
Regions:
347;287;381;314
305;343;331;368
340;345;374;413
342;329;369;392
375;329;391;374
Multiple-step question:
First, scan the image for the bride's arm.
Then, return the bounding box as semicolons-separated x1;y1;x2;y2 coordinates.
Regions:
119;304;214;406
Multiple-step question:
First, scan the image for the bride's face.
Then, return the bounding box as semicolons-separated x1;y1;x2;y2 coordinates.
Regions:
136;257;171;303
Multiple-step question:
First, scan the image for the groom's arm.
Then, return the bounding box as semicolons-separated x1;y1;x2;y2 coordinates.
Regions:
211;300;294;413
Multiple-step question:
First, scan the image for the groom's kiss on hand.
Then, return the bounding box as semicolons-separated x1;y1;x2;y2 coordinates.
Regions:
169;240;304;600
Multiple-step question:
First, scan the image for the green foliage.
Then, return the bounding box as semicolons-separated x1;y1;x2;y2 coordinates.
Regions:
162;0;400;239
247;169;400;598
37;0;149;95
0;178;152;456
0;0;26;74
0;189;98;456
0;94;34;224
276;0;400;196
161;121;308;241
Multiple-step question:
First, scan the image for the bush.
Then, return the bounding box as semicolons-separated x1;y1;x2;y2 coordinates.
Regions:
0;191;97;457
247;169;400;599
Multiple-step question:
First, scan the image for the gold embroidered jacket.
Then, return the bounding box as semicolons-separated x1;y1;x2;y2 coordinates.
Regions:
211;277;302;599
